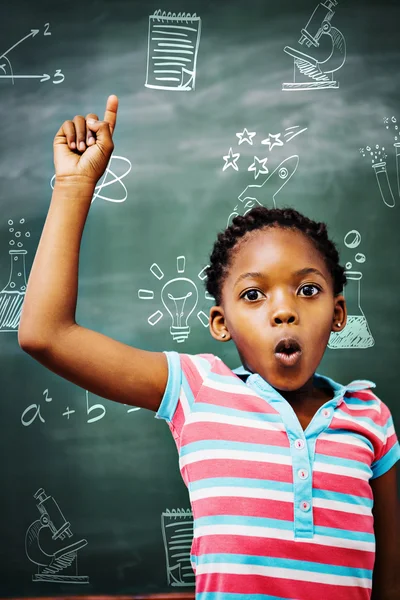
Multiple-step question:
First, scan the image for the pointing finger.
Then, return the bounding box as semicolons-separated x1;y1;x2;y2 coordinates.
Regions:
103;94;118;135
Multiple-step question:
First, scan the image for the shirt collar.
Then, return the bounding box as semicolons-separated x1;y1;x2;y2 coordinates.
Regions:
233;366;375;406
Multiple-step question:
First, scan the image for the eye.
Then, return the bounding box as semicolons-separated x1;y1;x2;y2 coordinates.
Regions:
299;284;321;297
241;289;264;302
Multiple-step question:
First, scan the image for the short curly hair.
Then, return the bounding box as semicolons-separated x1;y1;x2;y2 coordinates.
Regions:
205;206;347;305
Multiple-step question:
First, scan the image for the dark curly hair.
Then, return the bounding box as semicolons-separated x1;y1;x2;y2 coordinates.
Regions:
205;206;347;305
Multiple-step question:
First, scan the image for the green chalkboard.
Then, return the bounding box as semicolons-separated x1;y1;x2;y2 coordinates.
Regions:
0;0;399;596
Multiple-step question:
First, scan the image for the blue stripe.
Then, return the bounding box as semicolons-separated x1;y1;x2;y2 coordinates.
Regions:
155;351;182;422
315;451;371;474
193;402;283;422
312;487;374;508
371;441;400;479
196;592;290;600
181;440;291;457
336;409;382;434
197;553;372;579
189;477;293;494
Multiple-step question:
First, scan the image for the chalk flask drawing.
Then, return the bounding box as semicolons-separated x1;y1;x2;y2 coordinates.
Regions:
328;270;374;349
0;249;27;331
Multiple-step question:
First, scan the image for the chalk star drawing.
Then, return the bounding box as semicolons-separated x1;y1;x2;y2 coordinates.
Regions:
51;155;132;204
236;128;256;145
222;147;240;172
261;132;284;151
138;256;211;343
248;156;269;179
26;488;89;583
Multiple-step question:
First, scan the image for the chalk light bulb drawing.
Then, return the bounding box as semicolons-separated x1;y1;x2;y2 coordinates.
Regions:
138;256;211;343
161;278;198;343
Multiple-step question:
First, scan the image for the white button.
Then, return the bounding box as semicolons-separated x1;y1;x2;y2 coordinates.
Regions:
300;500;311;512
322;408;331;418
294;439;305;450
298;469;309;480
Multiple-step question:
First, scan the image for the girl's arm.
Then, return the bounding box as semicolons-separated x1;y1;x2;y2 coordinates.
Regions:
370;464;400;600
18;96;168;412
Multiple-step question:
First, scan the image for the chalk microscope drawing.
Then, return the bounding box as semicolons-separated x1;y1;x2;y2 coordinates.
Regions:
25;488;89;584
161;509;195;587
328;230;374;350
51;155;132;204
0;25;64;84
0;219;30;332
282;1;346;92
139;256;211;343
145;10;201;91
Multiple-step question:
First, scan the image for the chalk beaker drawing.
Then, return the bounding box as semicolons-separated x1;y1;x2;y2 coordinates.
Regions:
161;508;195;587
372;162;396;208
328;270;374;349
394;143;400;199
0;249;27;332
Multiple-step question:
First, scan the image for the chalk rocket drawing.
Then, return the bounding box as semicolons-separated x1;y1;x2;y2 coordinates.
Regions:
282;0;346;91
51;155;132;204
227;155;299;226
25;488;89;583
328;230;374;350
0;218;30;332
138;256;211;343
145;10;201;91
0;25;64;84
161;508;195;587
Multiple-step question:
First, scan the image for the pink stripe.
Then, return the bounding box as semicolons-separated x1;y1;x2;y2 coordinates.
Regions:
313;506;373;533
183;421;289;446
315;438;373;462
313;471;373;499
193;496;294;521
188;459;294;483
199;387;279;414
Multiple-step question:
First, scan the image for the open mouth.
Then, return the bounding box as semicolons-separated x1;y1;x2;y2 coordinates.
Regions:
274;337;302;367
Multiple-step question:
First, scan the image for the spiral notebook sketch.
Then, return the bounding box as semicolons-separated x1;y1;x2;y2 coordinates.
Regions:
161;509;195;587
145;10;201;91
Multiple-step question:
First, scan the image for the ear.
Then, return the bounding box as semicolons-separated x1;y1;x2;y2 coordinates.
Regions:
331;294;347;332
209;305;231;342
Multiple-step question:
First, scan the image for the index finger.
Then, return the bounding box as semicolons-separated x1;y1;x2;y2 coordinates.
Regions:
103;94;118;134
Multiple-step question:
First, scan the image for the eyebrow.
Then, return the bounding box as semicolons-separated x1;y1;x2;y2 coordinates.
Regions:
234;267;328;287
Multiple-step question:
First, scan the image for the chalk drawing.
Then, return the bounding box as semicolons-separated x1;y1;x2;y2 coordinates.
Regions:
161;508;195;587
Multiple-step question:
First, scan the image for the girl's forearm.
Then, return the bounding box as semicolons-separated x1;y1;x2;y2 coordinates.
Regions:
18;177;95;348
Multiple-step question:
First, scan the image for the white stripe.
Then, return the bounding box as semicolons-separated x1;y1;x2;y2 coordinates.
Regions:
334;412;384;442
204;377;262;398
314;461;370;481
313;497;372;516
180;386;190;420
187;411;286;432
195;562;372;588
387;424;395;437
345;402;380;413
189;355;212;380
180;449;292;468
318;432;373;451
194;524;375;553
190;486;293;503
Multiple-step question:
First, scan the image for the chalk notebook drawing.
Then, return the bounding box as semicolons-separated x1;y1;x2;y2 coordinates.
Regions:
145;10;201;91
161;509;195;587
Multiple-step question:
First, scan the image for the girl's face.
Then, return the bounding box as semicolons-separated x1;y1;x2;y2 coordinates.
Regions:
210;227;347;392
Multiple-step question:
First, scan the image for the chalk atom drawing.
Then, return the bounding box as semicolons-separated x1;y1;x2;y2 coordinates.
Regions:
145;10;201;91
161;508;195;587
282;1;346;91
138;256;210;342
25;488;89;584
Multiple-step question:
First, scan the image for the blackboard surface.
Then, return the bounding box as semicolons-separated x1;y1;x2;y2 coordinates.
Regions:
0;0;399;596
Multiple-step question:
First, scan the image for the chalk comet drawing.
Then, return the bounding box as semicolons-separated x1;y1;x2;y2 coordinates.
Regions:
51;155;132;204
138;256;211;343
145;10;201;91
328;229;374;350
227;155;299;226
161;508;195;587
0;25;64;84
282;0;346;91
25;488;89;583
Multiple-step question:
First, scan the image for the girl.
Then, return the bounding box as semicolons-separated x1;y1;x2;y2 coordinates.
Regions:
19;96;399;600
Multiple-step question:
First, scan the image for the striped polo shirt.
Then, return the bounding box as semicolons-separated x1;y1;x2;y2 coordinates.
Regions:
156;352;400;600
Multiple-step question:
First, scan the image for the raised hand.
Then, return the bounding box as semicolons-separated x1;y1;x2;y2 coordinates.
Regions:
53;95;118;183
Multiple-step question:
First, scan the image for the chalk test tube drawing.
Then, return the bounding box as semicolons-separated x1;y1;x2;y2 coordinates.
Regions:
227;155;299;226
138;256;210;343
51;155;132;204
282;1;346;91
359;145;395;208
383;116;400;199
161;509;195;587
145;10;201;91
25;488;89;583
0;25;64;84
0;219;30;332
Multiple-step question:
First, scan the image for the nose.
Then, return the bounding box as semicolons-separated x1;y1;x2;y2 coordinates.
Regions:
270;297;299;326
